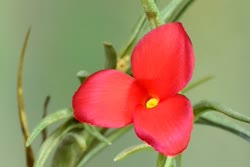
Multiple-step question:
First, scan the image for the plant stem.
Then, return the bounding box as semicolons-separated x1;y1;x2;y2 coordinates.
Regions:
42;95;50;143
165;156;174;167
156;153;167;167
175;154;182;167
17;26;34;167
140;0;164;29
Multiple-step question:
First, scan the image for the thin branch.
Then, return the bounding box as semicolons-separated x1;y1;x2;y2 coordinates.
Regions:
17;26;34;167
42;95;51;143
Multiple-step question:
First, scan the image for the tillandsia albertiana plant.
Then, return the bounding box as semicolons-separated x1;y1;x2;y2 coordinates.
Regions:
16;0;250;167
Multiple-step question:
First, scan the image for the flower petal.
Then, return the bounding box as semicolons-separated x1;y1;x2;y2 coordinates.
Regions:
133;94;193;156
131;22;195;98
72;69;144;128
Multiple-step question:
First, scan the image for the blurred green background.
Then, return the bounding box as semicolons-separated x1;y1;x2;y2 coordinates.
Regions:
1;0;250;166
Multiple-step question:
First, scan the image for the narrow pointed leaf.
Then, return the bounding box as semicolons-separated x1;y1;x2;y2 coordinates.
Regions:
26;108;73;146
84;124;111;145
51;130;87;167
182;75;214;93
34;121;83;167
162;0;194;23
196;113;250;142
119;15;146;58
114;143;152;161
193;100;250;123
68;131;87;151
77;126;132;167
103;41;117;69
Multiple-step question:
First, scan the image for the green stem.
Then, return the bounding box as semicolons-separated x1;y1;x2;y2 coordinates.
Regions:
76;126;132;167
175;154;182;167
193;100;250;123
156;153;167;167
165;156;174;167
181;75;214;93
140;0;164;29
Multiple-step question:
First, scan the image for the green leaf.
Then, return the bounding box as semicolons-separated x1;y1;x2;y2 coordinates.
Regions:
76;126;132;167
182;75;214;93
26;108;73;146
161;0;194;23
84;124;111;145
51;130;87;167
103;41;117;69
34;121;83;167
119;15;146;58
68;131;87;151
196;113;250;142
193;100;250;123
114;143;152;161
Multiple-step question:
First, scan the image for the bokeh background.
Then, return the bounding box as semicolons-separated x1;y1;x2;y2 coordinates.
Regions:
1;0;250;166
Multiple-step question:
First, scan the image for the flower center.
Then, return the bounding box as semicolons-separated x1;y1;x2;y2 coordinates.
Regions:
146;97;159;109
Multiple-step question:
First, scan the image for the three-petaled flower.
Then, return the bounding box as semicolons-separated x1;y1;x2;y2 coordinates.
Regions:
72;22;195;156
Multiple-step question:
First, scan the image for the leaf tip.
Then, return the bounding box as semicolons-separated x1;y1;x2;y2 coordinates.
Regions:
26;139;31;147
113;155;121;162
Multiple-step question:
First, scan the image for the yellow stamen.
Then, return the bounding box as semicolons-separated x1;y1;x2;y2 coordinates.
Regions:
146;98;159;109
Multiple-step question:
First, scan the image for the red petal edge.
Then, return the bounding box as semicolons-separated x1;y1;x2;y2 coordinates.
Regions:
72;69;144;128
131;22;195;99
133;94;193;156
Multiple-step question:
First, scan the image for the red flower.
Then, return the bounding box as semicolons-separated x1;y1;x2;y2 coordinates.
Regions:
72;22;195;156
